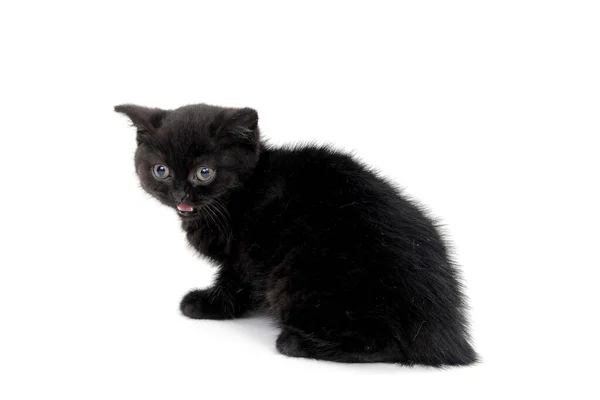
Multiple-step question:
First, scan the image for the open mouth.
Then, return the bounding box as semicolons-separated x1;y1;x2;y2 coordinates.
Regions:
176;203;199;217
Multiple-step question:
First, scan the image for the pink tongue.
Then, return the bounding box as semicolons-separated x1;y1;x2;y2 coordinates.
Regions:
177;203;194;212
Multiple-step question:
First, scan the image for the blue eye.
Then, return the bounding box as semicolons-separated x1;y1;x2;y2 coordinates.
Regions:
195;167;215;182
152;164;170;179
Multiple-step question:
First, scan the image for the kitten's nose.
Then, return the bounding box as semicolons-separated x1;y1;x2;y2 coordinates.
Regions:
172;190;188;203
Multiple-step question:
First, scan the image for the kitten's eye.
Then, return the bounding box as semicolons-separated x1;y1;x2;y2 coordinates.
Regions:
152;164;170;179
195;167;215;182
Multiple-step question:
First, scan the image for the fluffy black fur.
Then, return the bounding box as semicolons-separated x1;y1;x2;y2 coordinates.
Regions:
115;103;477;366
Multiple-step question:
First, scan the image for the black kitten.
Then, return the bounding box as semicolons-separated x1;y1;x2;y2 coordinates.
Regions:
115;103;477;366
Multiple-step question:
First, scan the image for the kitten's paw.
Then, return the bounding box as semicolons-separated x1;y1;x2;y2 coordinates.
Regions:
180;290;208;319
180;288;242;319
276;329;308;358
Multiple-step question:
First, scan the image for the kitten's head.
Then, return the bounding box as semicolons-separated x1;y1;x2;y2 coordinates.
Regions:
115;103;260;218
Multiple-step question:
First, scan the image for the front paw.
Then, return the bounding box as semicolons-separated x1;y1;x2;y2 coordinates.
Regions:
180;290;209;319
180;286;247;319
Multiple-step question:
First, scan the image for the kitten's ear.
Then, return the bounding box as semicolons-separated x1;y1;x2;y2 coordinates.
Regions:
217;108;259;142
114;104;167;137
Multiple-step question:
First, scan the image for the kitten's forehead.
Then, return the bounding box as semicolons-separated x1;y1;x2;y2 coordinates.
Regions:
165;104;226;128
136;103;253;164
156;104;225;152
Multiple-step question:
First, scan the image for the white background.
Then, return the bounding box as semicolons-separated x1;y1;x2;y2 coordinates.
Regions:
1;1;599;399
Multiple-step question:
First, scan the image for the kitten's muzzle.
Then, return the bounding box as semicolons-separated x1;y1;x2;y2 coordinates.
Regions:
172;190;189;203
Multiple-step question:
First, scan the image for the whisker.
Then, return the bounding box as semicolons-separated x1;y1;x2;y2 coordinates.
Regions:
210;201;232;238
204;204;225;237
212;200;232;234
203;207;221;236
211;203;230;238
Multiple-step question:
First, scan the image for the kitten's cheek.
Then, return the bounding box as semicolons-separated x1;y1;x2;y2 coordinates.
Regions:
135;163;147;178
138;181;152;194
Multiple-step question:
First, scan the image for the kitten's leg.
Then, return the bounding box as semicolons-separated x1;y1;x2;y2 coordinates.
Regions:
276;327;404;363
180;268;251;319
267;258;406;362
